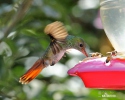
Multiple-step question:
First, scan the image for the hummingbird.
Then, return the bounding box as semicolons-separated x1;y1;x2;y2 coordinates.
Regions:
19;21;88;84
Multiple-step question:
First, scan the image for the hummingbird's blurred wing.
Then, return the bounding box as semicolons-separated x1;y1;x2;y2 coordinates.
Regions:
50;41;62;55
44;21;68;40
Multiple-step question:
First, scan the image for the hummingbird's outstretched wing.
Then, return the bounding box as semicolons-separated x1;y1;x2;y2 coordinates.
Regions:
44;21;68;40
44;21;68;54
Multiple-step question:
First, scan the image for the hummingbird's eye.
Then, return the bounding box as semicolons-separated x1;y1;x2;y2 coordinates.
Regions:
79;44;83;47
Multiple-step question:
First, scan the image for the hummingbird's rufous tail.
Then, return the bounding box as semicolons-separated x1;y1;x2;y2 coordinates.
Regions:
19;59;45;84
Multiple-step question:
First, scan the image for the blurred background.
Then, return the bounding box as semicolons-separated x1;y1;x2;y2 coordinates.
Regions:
0;0;125;100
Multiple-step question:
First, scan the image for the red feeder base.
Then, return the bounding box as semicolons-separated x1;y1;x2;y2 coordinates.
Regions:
68;57;125;90
78;71;125;90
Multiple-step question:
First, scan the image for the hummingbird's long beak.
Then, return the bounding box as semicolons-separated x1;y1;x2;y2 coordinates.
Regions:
81;48;88;57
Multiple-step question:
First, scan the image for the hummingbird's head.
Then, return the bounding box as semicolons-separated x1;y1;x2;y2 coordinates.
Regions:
73;37;88;57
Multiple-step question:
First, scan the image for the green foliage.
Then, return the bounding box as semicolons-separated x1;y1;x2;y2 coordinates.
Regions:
0;0;124;100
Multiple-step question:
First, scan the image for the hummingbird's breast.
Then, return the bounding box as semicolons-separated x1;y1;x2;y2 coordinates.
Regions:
52;50;65;64
42;46;65;67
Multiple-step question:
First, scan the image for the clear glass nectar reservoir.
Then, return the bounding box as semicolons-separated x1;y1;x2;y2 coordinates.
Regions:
100;0;125;52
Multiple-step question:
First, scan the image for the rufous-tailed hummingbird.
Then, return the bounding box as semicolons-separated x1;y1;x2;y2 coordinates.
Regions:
19;21;88;84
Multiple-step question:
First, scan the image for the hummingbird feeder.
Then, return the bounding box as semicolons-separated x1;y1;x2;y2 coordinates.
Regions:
68;0;125;90
68;51;125;90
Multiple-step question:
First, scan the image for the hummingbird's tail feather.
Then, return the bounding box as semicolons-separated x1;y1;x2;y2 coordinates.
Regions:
19;59;45;84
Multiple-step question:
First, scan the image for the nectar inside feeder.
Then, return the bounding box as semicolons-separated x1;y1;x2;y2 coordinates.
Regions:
68;52;125;90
